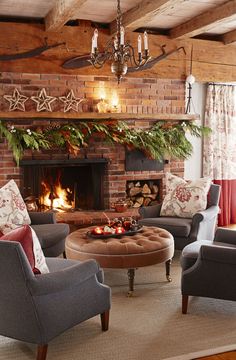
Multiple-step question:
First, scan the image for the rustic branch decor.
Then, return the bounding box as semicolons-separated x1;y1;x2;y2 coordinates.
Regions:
0;120;210;166
0;41;65;61
3;89;29;111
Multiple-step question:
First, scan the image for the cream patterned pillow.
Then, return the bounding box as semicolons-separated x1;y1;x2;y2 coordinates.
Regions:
160;173;212;218
0;180;31;233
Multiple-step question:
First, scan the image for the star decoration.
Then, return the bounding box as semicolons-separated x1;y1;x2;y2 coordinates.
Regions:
59;90;85;112
4;88;29;111
31;88;57;112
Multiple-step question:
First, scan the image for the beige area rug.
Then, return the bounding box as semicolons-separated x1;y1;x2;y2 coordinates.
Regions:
0;254;236;360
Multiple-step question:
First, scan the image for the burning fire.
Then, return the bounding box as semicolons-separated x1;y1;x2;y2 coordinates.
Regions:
40;179;73;212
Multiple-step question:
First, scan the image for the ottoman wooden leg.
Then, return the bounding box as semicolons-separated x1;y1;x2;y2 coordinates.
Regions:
127;268;135;297
165;259;172;282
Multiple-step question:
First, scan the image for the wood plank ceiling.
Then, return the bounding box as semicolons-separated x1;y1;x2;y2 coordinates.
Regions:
0;0;235;45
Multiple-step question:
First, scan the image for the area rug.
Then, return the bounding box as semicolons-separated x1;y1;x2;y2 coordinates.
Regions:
0;254;236;360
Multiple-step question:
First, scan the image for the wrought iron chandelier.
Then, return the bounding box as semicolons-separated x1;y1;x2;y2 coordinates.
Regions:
90;0;151;83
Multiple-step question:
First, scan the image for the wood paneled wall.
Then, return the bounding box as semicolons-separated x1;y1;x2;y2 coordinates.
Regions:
0;22;235;82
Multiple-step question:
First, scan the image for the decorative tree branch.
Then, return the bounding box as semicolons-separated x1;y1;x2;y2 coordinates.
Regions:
0;41;65;61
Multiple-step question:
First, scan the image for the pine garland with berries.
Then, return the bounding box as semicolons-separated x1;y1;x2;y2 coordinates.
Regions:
0;120;210;165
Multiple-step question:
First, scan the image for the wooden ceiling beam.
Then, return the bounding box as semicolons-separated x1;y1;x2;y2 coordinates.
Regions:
45;0;88;32
110;0;182;34
170;0;236;39
222;28;236;45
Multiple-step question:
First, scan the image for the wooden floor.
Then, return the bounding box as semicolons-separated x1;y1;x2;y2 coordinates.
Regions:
197;351;236;359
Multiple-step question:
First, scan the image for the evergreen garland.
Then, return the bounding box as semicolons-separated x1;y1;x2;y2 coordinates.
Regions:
0;120;210;165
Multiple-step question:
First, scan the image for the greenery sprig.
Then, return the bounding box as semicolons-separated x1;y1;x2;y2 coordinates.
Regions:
0;120;210;165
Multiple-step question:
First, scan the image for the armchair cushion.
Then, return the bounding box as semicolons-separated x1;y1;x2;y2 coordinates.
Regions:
139;216;192;237
0;180;31;234
32;223;69;249
29;212;70;258
0;225;49;274
160;172;211;218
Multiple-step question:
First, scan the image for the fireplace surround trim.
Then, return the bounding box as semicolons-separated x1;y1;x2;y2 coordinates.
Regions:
20;158;108;166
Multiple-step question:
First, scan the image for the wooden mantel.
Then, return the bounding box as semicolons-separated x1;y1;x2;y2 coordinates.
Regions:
0;112;200;121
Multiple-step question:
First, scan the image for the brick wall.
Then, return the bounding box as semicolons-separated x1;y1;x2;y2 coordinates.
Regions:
0;72;185;208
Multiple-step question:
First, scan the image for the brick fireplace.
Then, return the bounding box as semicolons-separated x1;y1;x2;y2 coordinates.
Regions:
0;72;185;225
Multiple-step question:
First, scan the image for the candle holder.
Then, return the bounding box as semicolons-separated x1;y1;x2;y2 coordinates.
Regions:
87;217;142;239
97;99;109;113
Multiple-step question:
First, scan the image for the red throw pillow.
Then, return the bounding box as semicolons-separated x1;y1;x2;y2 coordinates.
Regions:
0;225;40;274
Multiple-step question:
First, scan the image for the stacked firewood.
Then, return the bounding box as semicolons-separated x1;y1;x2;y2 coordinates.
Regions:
126;181;159;208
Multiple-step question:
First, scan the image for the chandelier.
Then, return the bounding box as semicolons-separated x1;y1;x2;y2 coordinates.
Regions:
90;0;151;83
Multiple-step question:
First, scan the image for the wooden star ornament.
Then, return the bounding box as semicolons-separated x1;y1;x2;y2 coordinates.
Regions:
4;88;29;111
31;88;57;112
59;90;85;112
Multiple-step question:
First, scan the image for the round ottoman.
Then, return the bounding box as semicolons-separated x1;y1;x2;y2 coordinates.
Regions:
66;225;174;295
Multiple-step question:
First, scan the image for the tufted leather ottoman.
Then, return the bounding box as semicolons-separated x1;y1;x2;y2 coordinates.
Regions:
66;226;174;295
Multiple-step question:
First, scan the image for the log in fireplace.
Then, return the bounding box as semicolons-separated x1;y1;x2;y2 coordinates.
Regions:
20;159;108;211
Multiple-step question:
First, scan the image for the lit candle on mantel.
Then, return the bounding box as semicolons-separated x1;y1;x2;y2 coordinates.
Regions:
138;35;142;54
144;31;148;50
111;92;120;112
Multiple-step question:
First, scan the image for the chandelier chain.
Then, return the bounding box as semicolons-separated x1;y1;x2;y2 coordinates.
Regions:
117;0;122;36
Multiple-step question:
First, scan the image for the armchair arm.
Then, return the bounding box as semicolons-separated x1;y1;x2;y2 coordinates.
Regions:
214;227;236;245
29;211;56;224
139;203;162;218
29;259;101;295
192;205;220;223
200;244;236;265
189;205;220;242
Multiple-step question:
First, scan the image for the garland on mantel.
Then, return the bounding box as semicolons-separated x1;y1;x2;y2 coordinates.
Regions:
0;120;210;165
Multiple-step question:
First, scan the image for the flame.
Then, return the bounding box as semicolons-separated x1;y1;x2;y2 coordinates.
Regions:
40;178;73;212
99;81;106;100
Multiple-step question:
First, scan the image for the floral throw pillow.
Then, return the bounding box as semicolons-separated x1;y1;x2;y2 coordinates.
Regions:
160;173;212;218
0;180;31;234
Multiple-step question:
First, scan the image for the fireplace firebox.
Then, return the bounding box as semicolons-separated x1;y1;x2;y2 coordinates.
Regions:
20;159;108;211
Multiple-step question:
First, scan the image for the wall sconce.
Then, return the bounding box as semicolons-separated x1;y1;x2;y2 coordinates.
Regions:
185;45;196;114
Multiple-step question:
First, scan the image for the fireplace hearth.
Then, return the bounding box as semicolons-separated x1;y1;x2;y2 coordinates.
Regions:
20;159;108;211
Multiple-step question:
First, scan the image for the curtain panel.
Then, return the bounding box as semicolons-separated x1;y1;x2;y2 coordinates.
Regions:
203;84;236;226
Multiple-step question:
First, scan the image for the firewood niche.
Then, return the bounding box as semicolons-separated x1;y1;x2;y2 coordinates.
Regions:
126;180;161;208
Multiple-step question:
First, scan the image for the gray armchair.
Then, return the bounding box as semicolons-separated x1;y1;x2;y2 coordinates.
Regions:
29;211;70;257
180;227;236;314
139;184;221;250
0;240;111;360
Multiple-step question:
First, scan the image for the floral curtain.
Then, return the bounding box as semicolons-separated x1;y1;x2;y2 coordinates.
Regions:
203;84;236;226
